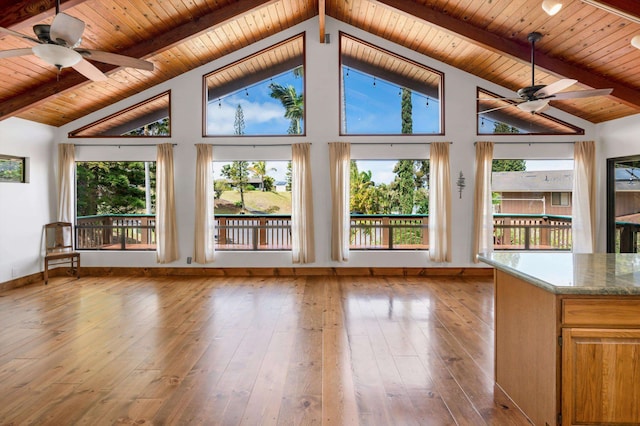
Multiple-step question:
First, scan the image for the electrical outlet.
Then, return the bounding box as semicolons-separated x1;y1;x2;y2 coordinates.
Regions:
187;257;192;264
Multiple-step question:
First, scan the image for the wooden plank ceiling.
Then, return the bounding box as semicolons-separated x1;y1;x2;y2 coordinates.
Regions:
0;0;639;127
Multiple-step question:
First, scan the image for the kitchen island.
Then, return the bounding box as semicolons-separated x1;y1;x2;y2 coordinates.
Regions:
479;253;640;426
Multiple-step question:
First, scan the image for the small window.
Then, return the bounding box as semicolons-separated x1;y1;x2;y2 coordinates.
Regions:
551;192;571;206
0;155;26;183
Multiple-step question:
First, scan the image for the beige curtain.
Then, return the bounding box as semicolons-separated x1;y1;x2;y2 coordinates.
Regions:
291;143;315;263
429;142;451;262
472;142;494;262
156;143;179;263
194;144;214;264
57;144;75;223
329;142;350;262
572;141;596;253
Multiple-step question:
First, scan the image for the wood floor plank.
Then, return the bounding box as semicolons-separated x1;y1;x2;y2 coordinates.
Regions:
0;274;532;425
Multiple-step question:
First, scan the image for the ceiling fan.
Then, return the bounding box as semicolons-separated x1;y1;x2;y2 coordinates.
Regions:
0;1;154;81
479;32;612;115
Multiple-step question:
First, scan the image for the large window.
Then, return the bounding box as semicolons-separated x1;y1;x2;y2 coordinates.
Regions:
204;35;305;136
340;33;442;135
607;155;640;253
0;155;26;183
492;159;574;250
213;160;291;250
75;161;156;250
349;159;429;250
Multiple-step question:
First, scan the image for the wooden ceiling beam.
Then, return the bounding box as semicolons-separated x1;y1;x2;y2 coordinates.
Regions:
319;0;326;43
375;0;640;109
0;0;89;29
0;0;278;122
581;0;640;22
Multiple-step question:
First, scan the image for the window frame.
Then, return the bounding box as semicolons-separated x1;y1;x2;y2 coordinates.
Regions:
0;154;26;183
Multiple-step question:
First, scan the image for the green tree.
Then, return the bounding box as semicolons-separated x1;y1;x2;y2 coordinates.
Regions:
123;118;169;136
269;83;304;134
76;162;156;216
493;122;521;134
221;161;250;211
285;161;292;191
234;104;245;135
492;159;526;172
401;88;412;134
250;161;276;192
214;179;230;199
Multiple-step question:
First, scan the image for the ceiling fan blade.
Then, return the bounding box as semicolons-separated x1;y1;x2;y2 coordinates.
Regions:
72;58;107;81
550;88;613;100
0;48;34;59
534;79;577;98
77;49;154;71
0;27;41;44
50;12;85;47
478;104;519;114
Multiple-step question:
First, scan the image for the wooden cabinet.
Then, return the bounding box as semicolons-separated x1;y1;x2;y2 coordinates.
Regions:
495;271;640;426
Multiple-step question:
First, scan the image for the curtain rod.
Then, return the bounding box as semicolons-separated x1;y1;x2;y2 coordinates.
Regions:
200;142;311;147
475;141;576;146
339;142;452;146
73;143;177;147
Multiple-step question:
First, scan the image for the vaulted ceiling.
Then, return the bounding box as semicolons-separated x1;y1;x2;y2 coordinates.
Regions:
0;0;639;127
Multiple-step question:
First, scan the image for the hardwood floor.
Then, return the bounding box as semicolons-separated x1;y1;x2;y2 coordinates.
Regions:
0;274;531;425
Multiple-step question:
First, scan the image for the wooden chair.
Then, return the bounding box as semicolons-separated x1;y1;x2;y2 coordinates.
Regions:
44;222;80;285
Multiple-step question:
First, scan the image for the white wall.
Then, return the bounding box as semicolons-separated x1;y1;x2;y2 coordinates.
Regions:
50;16;599;270
596;115;640;251
0;117;57;281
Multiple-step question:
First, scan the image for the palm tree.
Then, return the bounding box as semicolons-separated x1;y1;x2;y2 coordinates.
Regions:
268;83;303;134
249;161;276;191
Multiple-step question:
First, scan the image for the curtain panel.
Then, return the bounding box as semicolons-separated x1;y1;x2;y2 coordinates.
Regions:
194;144;215;264
572;141;596;253
291;143;315;263
156;143;179;263
428;142;452;262
329;142;351;262
472;142;494;262
57;144;75;223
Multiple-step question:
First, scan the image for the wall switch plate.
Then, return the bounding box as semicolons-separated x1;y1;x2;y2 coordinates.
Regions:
187;257;192;264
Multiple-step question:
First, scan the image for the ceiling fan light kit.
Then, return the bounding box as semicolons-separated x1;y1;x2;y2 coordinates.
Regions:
32;43;81;68
632;35;640;49
542;0;563;16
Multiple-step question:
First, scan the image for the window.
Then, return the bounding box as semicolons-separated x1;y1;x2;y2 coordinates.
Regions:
0;155;26;183
75;161;156;250
477;88;584;135
551;192;571;206
492;159;573;250
214;160;291;250
607;155;640;253
340;33;443;135
69;91;171;137
349;159;429;250
204;34;305;136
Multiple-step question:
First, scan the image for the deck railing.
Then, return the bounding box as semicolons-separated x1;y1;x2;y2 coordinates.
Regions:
74;213;640;253
493;214;572;250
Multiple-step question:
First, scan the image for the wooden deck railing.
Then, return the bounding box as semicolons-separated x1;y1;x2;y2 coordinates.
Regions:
74;213;640;253
493;214;572;250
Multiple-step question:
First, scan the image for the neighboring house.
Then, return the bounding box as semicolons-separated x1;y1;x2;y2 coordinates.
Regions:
614;167;640;223
492;170;573;216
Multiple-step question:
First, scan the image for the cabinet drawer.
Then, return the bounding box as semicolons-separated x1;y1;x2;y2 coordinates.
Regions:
563;299;640;327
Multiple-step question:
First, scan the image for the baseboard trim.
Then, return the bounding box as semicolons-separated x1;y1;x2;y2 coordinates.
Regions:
83;266;494;277
1;266;493;292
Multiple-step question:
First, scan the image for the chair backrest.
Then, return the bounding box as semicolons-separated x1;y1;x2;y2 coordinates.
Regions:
45;222;74;253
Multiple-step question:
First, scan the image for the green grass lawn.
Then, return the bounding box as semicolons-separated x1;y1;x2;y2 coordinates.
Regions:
215;190;292;214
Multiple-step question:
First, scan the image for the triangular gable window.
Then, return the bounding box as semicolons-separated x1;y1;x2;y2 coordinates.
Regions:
204;34;305;136
477;87;584;135
69;91;170;138
340;33;443;135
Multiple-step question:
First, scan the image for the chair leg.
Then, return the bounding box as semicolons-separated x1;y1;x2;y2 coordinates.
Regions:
44;259;49;285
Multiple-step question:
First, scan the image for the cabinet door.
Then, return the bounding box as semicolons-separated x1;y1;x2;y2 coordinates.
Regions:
562;328;640;425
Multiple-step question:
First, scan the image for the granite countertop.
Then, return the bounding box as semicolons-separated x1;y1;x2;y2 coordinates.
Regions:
478;252;640;295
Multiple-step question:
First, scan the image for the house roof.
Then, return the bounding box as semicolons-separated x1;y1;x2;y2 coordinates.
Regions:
1;0;640;127
492;170;574;192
